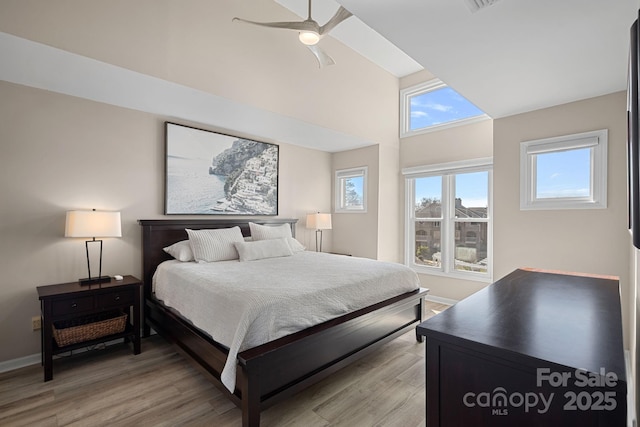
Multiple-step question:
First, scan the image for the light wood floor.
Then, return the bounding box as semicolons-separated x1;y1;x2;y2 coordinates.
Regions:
0;301;451;427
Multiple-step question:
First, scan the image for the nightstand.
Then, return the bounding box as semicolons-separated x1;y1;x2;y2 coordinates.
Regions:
37;275;142;381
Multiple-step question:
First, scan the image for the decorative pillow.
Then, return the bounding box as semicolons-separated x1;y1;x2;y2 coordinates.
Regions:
249;222;305;252
186;226;244;262
286;237;306;252
249;222;292;240
234;238;293;262
163;240;194;262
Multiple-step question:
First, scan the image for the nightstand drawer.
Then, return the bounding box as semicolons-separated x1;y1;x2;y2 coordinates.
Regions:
97;290;134;309
52;296;94;316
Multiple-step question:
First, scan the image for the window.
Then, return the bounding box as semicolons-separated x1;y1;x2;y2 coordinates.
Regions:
404;158;492;282
400;79;489;138
335;167;367;213
520;129;607;210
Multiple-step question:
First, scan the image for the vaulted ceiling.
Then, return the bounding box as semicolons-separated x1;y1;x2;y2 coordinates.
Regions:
281;0;637;118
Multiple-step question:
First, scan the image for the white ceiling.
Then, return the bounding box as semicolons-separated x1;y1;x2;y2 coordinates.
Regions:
2;1;636;155
274;0;423;78
281;0;638;119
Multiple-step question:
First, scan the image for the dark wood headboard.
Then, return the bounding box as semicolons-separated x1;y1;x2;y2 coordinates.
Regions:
138;218;298;299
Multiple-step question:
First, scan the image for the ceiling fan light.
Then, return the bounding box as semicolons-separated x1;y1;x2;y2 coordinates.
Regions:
299;31;320;46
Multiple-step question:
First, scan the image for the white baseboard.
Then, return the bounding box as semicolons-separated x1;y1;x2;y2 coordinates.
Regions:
0;353;40;373
0;341;124;374
424;295;458;306
0;329;156;375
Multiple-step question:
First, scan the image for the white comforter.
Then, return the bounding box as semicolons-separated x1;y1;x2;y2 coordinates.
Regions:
152;251;420;392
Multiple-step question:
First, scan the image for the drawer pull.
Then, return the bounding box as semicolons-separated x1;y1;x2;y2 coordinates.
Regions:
71;303;77;308
114;296;120;301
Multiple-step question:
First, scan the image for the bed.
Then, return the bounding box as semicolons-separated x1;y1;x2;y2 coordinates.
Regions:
139;218;428;427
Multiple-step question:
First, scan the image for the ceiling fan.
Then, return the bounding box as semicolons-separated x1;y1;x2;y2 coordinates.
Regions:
233;0;353;68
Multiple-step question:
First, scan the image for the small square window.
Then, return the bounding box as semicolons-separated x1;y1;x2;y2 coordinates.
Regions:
335;167;367;213
520;130;607;210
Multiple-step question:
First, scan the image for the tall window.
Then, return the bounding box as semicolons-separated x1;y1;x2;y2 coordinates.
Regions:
404;158;492;282
400;79;489;138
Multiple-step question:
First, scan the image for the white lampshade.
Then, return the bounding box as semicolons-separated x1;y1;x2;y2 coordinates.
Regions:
306;213;332;230
65;210;122;238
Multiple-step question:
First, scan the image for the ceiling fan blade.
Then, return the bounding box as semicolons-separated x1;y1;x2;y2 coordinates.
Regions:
232;17;317;33
319;6;353;35
306;45;335;68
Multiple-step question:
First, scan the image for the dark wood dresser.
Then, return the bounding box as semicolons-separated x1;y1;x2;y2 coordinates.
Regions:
416;268;626;427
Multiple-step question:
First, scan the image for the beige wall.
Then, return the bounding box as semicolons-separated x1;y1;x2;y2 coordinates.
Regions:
377;144;402;262
331;146;380;259
399;113;494;299
0;0;398;147
0;81;332;362
493;91;630;344
331;144;404;262
330;143;403;262
0;1;400;364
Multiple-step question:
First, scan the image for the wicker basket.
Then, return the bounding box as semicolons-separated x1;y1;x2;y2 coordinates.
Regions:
52;310;128;347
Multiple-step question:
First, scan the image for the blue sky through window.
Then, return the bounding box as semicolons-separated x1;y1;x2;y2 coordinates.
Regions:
535;148;591;199
456;172;488;208
345;176;364;205
410;86;485;130
415;172;488;209
415;176;441;202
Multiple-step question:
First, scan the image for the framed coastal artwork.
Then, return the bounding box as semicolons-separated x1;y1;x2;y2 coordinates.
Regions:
164;122;279;215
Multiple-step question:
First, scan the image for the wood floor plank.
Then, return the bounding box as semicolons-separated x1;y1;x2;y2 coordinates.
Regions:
0;301;451;426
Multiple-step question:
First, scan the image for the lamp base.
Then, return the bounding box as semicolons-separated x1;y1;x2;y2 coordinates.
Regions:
79;276;111;286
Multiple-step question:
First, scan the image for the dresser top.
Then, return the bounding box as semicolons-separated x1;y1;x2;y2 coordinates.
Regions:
417;268;625;381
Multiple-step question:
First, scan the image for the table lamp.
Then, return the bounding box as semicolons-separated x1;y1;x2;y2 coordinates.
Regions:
65;209;122;285
306;212;332;252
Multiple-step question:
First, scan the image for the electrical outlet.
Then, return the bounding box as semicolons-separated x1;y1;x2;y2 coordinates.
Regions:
32;316;41;331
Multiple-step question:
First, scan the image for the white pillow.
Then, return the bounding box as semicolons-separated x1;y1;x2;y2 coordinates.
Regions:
249;222;305;252
286;237;306;252
249;222;292;240
163;240;194;262
186;226;244;262
234;238;293;262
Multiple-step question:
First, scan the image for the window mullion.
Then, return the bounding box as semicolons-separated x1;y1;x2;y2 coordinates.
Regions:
590;147;595;200
406;179;415;266
443;174;454;274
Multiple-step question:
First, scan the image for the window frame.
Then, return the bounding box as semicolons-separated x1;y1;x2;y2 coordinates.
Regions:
520;129;607;210
335;166;368;213
403;158;493;283
400;79;490;138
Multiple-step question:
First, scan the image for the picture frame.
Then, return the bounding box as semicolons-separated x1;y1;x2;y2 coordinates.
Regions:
165;122;279;215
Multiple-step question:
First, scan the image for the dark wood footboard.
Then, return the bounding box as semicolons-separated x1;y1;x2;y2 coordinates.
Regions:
146;287;427;427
